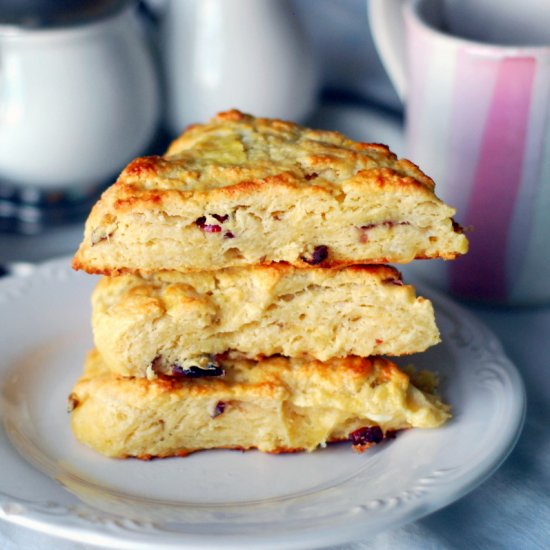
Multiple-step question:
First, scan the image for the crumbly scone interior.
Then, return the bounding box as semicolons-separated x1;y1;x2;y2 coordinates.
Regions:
70;351;450;459
92;265;440;377
75;175;465;273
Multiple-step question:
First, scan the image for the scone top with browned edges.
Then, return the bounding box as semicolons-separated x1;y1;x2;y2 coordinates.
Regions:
73;110;468;274
125;109;436;193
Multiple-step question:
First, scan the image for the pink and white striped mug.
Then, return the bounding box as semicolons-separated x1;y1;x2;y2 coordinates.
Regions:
369;0;550;304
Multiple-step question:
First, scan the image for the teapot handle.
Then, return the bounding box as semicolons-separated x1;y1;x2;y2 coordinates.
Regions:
368;0;408;101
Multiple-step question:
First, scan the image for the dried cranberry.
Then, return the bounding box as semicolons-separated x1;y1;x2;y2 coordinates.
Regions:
224;231;235;239
212;401;226;418
360;221;410;230
195;217;222;233
350;426;384;445
212;214;229;223
171;363;225;378
304;172;318;181
452;219;465;234
301;245;329;265
203;225;222;233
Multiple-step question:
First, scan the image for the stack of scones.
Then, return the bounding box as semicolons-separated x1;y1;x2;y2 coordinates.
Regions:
69;111;468;459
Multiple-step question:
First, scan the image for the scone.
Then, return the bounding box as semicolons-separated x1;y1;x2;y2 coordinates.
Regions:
69;350;451;458
72;110;468;275
92;264;440;378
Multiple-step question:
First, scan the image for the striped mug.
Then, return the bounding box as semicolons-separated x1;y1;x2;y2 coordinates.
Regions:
369;0;550;304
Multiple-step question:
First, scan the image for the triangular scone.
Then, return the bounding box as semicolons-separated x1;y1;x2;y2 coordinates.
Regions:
73;110;468;275
92;264;440;378
69;350;451;458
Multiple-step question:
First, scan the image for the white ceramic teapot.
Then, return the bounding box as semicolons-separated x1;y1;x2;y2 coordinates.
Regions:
0;0;160;193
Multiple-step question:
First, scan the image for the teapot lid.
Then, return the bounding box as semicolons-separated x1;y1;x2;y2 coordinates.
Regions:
0;0;133;29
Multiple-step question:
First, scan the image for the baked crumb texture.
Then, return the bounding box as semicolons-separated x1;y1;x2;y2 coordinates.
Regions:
92;264;440;377
70;350;450;458
73;110;468;275
69;110;461;458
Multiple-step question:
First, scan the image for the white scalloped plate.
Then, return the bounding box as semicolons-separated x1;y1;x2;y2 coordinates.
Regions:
0;258;525;549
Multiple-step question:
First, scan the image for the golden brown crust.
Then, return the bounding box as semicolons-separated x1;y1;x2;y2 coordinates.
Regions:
70;350;451;458
125;434;407;460
73;110;468;274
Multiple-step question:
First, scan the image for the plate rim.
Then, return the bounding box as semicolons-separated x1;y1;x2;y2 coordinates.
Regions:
0;257;526;549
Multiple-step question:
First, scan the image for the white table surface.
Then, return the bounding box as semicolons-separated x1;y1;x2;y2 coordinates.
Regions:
0;104;547;549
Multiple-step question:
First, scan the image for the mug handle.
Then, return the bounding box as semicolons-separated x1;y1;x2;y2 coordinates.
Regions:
368;0;408;101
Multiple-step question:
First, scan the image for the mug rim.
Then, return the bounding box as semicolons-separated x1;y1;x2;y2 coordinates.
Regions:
406;0;550;55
